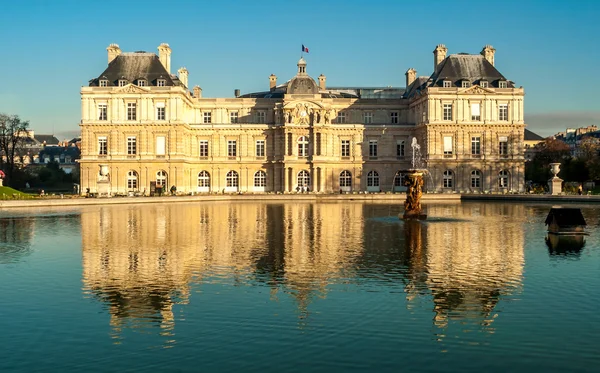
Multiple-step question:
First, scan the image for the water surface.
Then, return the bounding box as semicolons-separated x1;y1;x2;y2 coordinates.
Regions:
0;202;598;372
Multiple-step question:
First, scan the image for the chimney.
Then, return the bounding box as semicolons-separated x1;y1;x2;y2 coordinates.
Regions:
318;74;326;90
193;85;202;98
481;45;496;66
433;44;448;72
234;89;240;97
405;68;417;87
269;74;277;90
107;43;121;64
157;43;172;73
177;67;188;88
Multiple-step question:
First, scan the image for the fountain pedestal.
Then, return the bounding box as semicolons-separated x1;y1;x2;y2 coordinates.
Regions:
400;170;427;220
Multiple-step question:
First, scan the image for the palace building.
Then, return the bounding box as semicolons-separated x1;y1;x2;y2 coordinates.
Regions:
79;43;526;194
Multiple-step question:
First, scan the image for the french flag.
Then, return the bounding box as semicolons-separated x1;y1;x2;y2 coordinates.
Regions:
302;44;309;53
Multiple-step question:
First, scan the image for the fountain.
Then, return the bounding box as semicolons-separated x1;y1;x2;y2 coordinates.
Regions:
400;138;428;220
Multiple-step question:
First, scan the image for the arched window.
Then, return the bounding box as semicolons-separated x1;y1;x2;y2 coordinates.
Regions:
471;170;481;188
340;170;352;191
499;169;510;188
254;170;266;187
127;170;138;189
226;170;239;188
156;170;168;187
443;170;453;188
197;171;210;188
297;136;309;157
297;170;310;188
367;170;379;187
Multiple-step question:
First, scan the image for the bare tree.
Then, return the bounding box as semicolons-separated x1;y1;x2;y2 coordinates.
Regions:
0;113;30;185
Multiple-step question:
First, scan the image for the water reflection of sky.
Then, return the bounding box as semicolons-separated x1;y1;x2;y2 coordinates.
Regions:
1;202;599;372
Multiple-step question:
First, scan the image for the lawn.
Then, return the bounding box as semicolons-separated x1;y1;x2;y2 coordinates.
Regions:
0;186;34;200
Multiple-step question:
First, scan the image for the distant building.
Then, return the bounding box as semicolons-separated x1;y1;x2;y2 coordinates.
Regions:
80;43;527;194
524;129;545;161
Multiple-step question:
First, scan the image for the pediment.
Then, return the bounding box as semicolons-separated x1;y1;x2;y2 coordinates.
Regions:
116;84;149;94
459;85;494;95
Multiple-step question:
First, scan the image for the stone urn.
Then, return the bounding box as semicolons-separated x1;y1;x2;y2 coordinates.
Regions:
548;162;562;195
550;163;561;178
99;164;110;177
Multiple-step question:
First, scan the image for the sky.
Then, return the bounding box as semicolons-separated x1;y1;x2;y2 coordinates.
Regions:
0;0;599;139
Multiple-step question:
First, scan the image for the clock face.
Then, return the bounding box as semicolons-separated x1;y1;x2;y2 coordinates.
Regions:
300;110;307;117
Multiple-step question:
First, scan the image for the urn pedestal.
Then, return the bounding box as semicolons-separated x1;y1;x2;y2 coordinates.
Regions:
548;163;562;196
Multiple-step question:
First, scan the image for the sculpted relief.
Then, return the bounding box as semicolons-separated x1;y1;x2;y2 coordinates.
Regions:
281;103;337;125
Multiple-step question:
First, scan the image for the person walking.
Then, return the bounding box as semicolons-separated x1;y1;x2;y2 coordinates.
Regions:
578;184;583;195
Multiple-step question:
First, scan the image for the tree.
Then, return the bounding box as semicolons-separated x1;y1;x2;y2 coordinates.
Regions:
525;138;572;184
0;113;30;186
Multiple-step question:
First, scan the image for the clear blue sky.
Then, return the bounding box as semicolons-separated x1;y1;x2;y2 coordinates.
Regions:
0;0;598;138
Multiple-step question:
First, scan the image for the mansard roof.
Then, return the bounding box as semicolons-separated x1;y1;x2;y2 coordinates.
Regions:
35;134;60;145
88;52;180;87
429;54;513;88
524;129;544;141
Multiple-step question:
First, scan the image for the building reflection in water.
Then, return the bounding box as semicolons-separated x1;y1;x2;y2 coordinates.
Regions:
407;204;525;335
81;202;524;340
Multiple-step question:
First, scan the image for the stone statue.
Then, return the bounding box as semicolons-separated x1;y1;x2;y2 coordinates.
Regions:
324;110;331;124
274;108;281;124
315;110;321;124
284;111;291;124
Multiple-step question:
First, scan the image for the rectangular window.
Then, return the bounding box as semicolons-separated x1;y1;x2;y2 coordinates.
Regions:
499;81;507;88
256;140;265;157
255;111;266;123
443;103;453;121
499;104;508;121
127;136;137;155
199;140;208;157
390;112;398;124
337;111;346;124
127;102;137;121
228;140;237;157
98;103;107;121
471;136;481;155
119;80;127;87
341;140;350;157
471;103;481;121
480;81;488;88
157;79;166;87
396;140;405;159
462;81;471;88
499;136;508;157
443;80;452;88
364;112;373;124
156;136;166;156
316;133;321;156
156;102;165;121
99;80;108;87
443;136;453;156
138;80;146;87
230;112;238;123
369;140;378;158
203;112;212;124
98;137;107;155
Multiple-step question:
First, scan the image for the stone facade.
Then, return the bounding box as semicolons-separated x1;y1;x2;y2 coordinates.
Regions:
80;43;526;195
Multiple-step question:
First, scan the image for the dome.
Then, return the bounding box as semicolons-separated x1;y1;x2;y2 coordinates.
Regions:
288;75;319;94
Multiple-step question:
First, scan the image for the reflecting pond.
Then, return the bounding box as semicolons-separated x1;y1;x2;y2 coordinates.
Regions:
0;201;599;372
